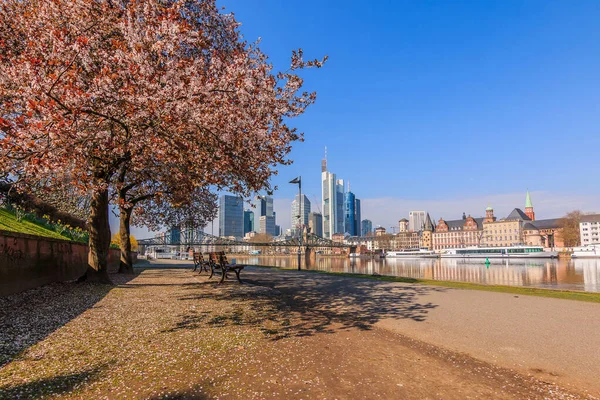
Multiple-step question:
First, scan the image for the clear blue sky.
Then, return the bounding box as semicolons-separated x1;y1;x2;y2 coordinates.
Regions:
133;1;600;237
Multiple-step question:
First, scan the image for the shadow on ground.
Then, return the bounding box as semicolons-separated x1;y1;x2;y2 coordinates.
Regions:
0;273;135;367
174;267;444;339
0;365;106;399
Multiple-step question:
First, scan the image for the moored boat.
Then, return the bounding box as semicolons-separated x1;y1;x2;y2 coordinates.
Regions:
441;245;557;259
571;244;600;259
385;249;439;258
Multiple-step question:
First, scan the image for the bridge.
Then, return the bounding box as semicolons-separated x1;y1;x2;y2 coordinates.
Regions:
137;227;354;263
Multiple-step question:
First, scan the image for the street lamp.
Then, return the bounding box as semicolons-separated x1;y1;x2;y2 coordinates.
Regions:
289;176;302;271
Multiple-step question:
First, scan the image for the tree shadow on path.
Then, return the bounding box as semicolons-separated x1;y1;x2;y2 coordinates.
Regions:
0;365;106;399
176;267;445;339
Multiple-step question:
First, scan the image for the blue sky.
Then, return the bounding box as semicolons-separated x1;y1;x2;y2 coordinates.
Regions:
130;1;600;238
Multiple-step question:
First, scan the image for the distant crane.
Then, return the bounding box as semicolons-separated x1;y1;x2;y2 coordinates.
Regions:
311;195;322;214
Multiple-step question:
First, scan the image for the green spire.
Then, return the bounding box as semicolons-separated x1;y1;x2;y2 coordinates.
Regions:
525;190;533;208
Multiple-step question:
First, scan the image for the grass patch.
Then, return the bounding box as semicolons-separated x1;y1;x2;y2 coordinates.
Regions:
0;208;72;241
251;264;600;304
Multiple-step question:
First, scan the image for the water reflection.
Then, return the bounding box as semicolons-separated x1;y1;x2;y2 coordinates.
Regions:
232;255;600;293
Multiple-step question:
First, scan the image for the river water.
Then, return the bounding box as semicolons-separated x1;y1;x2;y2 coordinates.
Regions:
231;255;600;293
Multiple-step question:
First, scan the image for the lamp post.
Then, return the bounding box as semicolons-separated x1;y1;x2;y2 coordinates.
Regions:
289;176;302;271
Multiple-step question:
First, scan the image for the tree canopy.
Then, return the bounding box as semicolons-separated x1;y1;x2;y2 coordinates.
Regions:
0;0;325;280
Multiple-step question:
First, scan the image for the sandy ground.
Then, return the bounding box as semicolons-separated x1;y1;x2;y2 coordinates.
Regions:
0;264;598;399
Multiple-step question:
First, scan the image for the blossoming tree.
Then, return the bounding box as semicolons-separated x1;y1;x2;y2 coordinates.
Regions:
0;0;325;281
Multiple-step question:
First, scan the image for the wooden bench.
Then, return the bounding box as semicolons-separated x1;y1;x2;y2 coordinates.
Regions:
208;251;245;284
192;252;210;273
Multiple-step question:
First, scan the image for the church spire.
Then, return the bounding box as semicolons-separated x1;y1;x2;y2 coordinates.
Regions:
525;190;535;221
525;190;533;208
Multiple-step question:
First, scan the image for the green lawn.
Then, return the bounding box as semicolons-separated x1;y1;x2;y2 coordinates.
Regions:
0;208;72;241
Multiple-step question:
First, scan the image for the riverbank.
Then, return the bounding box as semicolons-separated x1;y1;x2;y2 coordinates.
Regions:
2;263;598;399
250;264;600;303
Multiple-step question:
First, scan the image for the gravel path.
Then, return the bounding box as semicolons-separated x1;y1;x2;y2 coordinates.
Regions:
0;264;597;399
242;266;600;398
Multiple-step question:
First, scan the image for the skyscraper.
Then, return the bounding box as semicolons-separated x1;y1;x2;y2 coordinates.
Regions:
308;212;323;237
354;198;361;237
322;150;337;239
344;191;356;236
291;194;311;236
335;179;345;234
219;195;243;238
254;195;275;234
243;210;254;235
361;219;373;236
409;211;426;232
259;215;276;236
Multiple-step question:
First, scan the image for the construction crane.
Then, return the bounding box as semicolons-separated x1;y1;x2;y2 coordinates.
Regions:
311;195;322;214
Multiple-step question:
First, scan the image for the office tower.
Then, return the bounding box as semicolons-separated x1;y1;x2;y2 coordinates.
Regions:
169;225;181;244
344;191;356;236
361;219;373;236
354;198;361;237
219;195;244;238
243;210;254;235
335;179;345;234
291;194;311;236
259;215;276;236
275;225;281;236
409;211;426;232
308;212;323;237
254;195;275;234
322;152;337;239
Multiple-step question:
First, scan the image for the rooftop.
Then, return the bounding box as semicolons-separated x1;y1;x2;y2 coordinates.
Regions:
581;214;600;223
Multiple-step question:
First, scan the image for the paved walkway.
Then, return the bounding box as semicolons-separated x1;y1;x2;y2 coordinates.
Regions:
242;266;600;396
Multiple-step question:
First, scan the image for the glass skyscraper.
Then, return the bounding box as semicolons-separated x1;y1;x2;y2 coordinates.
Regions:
254;195;275;234
361;219;373;236
322;162;337;239
344;191;356;236
218;195;243;238
243;210;254;235
291;194;311;236
354;198;361;237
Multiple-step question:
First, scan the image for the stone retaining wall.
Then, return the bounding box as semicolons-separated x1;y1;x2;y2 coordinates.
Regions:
0;230;122;297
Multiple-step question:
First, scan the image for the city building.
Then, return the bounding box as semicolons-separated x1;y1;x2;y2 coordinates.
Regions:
335;179;345;234
291;194;311;236
361;219;373;236
398;218;409;233
354;198;362;237
218;195;243;238
409;211;426;232
480;193;564;248
375;227;387;236
254;194;275;235
420;213;434;249
321;150;337;239
433;213;484;250
344;190;356;236
308;212;323;237
392;232;421;250
580;214;600;245
482;217;523;247
243;210;254;235
497;193;565;248
259;215;276;237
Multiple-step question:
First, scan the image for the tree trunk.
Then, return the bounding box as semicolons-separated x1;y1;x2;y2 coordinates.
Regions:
83;186;112;283
118;206;134;274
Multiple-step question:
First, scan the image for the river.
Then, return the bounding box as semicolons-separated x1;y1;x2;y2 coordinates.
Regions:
230;255;600;293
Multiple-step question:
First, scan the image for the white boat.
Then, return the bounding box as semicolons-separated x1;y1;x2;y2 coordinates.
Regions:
385;249;439;258
571;244;600;259
441;245;557;259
